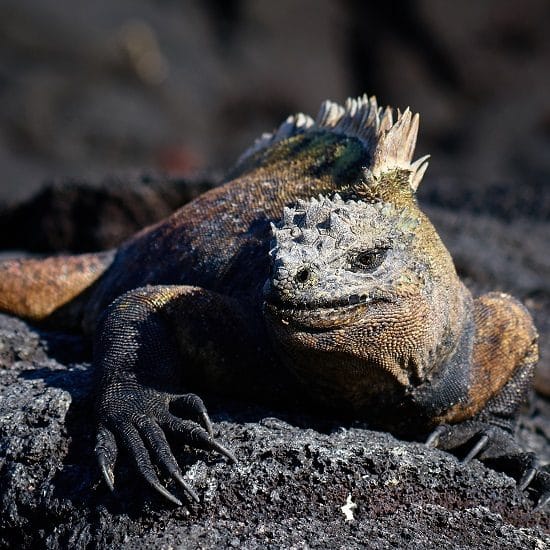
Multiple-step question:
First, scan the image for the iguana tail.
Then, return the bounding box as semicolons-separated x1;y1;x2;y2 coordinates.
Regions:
0;251;114;329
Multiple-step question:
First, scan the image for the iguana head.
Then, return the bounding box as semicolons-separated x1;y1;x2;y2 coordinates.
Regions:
264;194;421;323
259;96;471;412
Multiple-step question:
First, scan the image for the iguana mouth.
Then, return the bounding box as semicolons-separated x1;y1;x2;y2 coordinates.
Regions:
265;292;373;311
263;293;393;330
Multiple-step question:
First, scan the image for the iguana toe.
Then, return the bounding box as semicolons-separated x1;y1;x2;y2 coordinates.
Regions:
171;393;214;437
208;439;237;463
425;425;446;448
200;412;214;438
135;415;200;503
97;454;115;492
171;471;200;504
160;413;237;463
115;421;182;505
518;465;537;491
530;468;550;511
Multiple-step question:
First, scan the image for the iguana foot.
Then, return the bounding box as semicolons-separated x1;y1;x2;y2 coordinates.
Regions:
95;387;236;506
426;421;550;510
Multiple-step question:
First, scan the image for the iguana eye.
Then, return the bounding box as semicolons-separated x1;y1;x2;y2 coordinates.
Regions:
351;248;388;272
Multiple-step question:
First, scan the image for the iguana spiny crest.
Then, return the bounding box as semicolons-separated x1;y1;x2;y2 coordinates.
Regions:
238;94;431;203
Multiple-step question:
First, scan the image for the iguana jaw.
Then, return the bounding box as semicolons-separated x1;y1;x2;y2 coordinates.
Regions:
263;293;427;392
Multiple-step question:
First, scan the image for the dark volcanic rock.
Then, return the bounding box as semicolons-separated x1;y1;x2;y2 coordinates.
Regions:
0;314;548;549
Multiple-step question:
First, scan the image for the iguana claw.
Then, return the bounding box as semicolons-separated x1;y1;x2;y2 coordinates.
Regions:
461;432;491;464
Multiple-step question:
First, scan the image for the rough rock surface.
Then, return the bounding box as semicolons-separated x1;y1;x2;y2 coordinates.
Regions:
0;311;548;549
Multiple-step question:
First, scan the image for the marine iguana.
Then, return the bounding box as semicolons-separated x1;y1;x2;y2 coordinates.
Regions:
0;95;547;508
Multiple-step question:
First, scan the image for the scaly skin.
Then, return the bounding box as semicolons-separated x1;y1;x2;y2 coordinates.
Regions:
0;95;546;508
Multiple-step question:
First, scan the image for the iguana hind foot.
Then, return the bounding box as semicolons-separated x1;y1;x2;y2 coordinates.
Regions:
426;420;550;509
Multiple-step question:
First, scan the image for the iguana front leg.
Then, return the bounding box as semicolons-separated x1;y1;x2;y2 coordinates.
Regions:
425;293;549;508
93;285;251;505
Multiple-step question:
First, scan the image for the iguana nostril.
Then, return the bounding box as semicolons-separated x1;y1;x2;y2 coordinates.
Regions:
295;267;311;284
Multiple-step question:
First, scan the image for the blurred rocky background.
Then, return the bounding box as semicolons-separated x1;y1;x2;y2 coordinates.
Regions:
0;0;549;202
